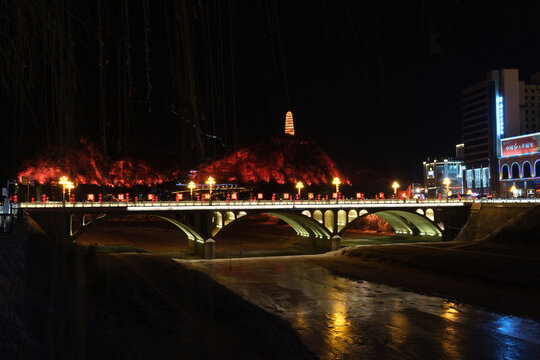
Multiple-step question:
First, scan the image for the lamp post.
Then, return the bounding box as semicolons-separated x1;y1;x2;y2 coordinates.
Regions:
65;181;75;203
442;177;451;198
58;176;70;205
206;176;216;203
188;181;196;201
332;177;341;203
296;181;304;199
392;181;399;199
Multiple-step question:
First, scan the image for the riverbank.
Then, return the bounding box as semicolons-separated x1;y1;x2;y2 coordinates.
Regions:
308;240;540;321
0;229;316;359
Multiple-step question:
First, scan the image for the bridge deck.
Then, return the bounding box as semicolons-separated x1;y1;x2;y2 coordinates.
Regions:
11;198;539;213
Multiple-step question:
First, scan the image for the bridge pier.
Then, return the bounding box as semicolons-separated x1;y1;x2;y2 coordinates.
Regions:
204;239;215;259
331;235;341;251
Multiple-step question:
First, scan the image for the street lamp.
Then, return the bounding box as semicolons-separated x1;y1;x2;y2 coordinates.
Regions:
206;176;216;201
188;181;196;200
442;177;451;198
65;181;75;203
58;176;70;205
332;177;341;203
510;185;518;198
392;181;399;199
296;181;304;199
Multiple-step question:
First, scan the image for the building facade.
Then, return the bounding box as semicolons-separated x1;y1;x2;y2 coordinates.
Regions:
519;72;540;134
499;132;540;198
461;69;523;197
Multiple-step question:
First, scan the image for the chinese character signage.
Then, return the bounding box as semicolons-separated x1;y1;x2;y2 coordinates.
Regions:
501;134;540;157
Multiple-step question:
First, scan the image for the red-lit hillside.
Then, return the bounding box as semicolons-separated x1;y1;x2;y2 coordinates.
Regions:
195;137;349;185
17;139;170;187
17;137;349;187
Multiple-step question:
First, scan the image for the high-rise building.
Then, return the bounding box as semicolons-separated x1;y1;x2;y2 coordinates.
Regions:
461;69;521;196
519;72;540;134
284;111;295;136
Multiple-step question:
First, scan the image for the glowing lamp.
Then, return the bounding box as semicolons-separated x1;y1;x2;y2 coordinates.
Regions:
510;185;518;198
118;194;125;201
188;181;196;200
392;181;399;198
296;181;304;199
231;192;237;200
283;193;290;200
257;193;264;200
87;194;95;202
206;176;216;200
332;177;341;203
58;176;70;204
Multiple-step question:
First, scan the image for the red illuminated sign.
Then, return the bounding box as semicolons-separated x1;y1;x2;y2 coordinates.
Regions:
231;193;237;200
501;134;540;157
87;194;95;201
308;193;314;200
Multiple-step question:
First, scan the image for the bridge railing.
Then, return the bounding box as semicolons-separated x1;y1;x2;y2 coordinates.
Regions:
11;197;540;209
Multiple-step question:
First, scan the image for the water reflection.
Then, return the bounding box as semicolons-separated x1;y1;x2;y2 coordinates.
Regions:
179;257;540;360
326;298;352;355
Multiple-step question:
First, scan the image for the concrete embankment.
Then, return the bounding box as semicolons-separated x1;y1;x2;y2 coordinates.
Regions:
455;203;540;243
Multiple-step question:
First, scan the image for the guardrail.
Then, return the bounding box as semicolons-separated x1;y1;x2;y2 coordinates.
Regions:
11;198;540;209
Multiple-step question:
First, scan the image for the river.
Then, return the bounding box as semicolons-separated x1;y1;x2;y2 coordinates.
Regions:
179;256;540;360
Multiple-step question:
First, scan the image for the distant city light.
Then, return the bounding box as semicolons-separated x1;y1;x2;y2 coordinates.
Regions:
497;96;504;136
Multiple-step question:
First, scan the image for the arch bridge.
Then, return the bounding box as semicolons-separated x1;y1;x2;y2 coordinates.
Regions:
15;200;471;259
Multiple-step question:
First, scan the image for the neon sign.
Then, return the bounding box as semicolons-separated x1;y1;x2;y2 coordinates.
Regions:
497;96;504;136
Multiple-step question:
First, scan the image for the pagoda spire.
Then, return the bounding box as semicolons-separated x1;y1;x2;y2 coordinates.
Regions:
285;111;295;136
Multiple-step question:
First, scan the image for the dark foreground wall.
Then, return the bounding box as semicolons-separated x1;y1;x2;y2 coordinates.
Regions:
456;204;540;243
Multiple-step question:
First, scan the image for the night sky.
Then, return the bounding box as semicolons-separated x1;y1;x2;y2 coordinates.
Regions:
236;1;540;183
2;1;540;187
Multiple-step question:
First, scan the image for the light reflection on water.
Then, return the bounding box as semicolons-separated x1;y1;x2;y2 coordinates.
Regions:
179;257;540;360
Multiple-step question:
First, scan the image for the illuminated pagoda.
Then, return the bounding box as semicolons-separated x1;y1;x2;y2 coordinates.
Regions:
284;111;295;136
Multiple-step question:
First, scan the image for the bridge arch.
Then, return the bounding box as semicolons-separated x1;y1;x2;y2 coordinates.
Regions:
536;160;540;177
212;211;331;240
425;208;435;221
324;210;334;233
302;210;311;217
224;211;235;226
69;213;205;244
313;210;323;224
211;212;223;236
341;210;442;237
337;210;347;232
359;209;368;216
348;210;358;223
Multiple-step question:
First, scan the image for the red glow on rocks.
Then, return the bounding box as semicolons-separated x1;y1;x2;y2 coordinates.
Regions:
18;139;170;187
196;137;350;185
